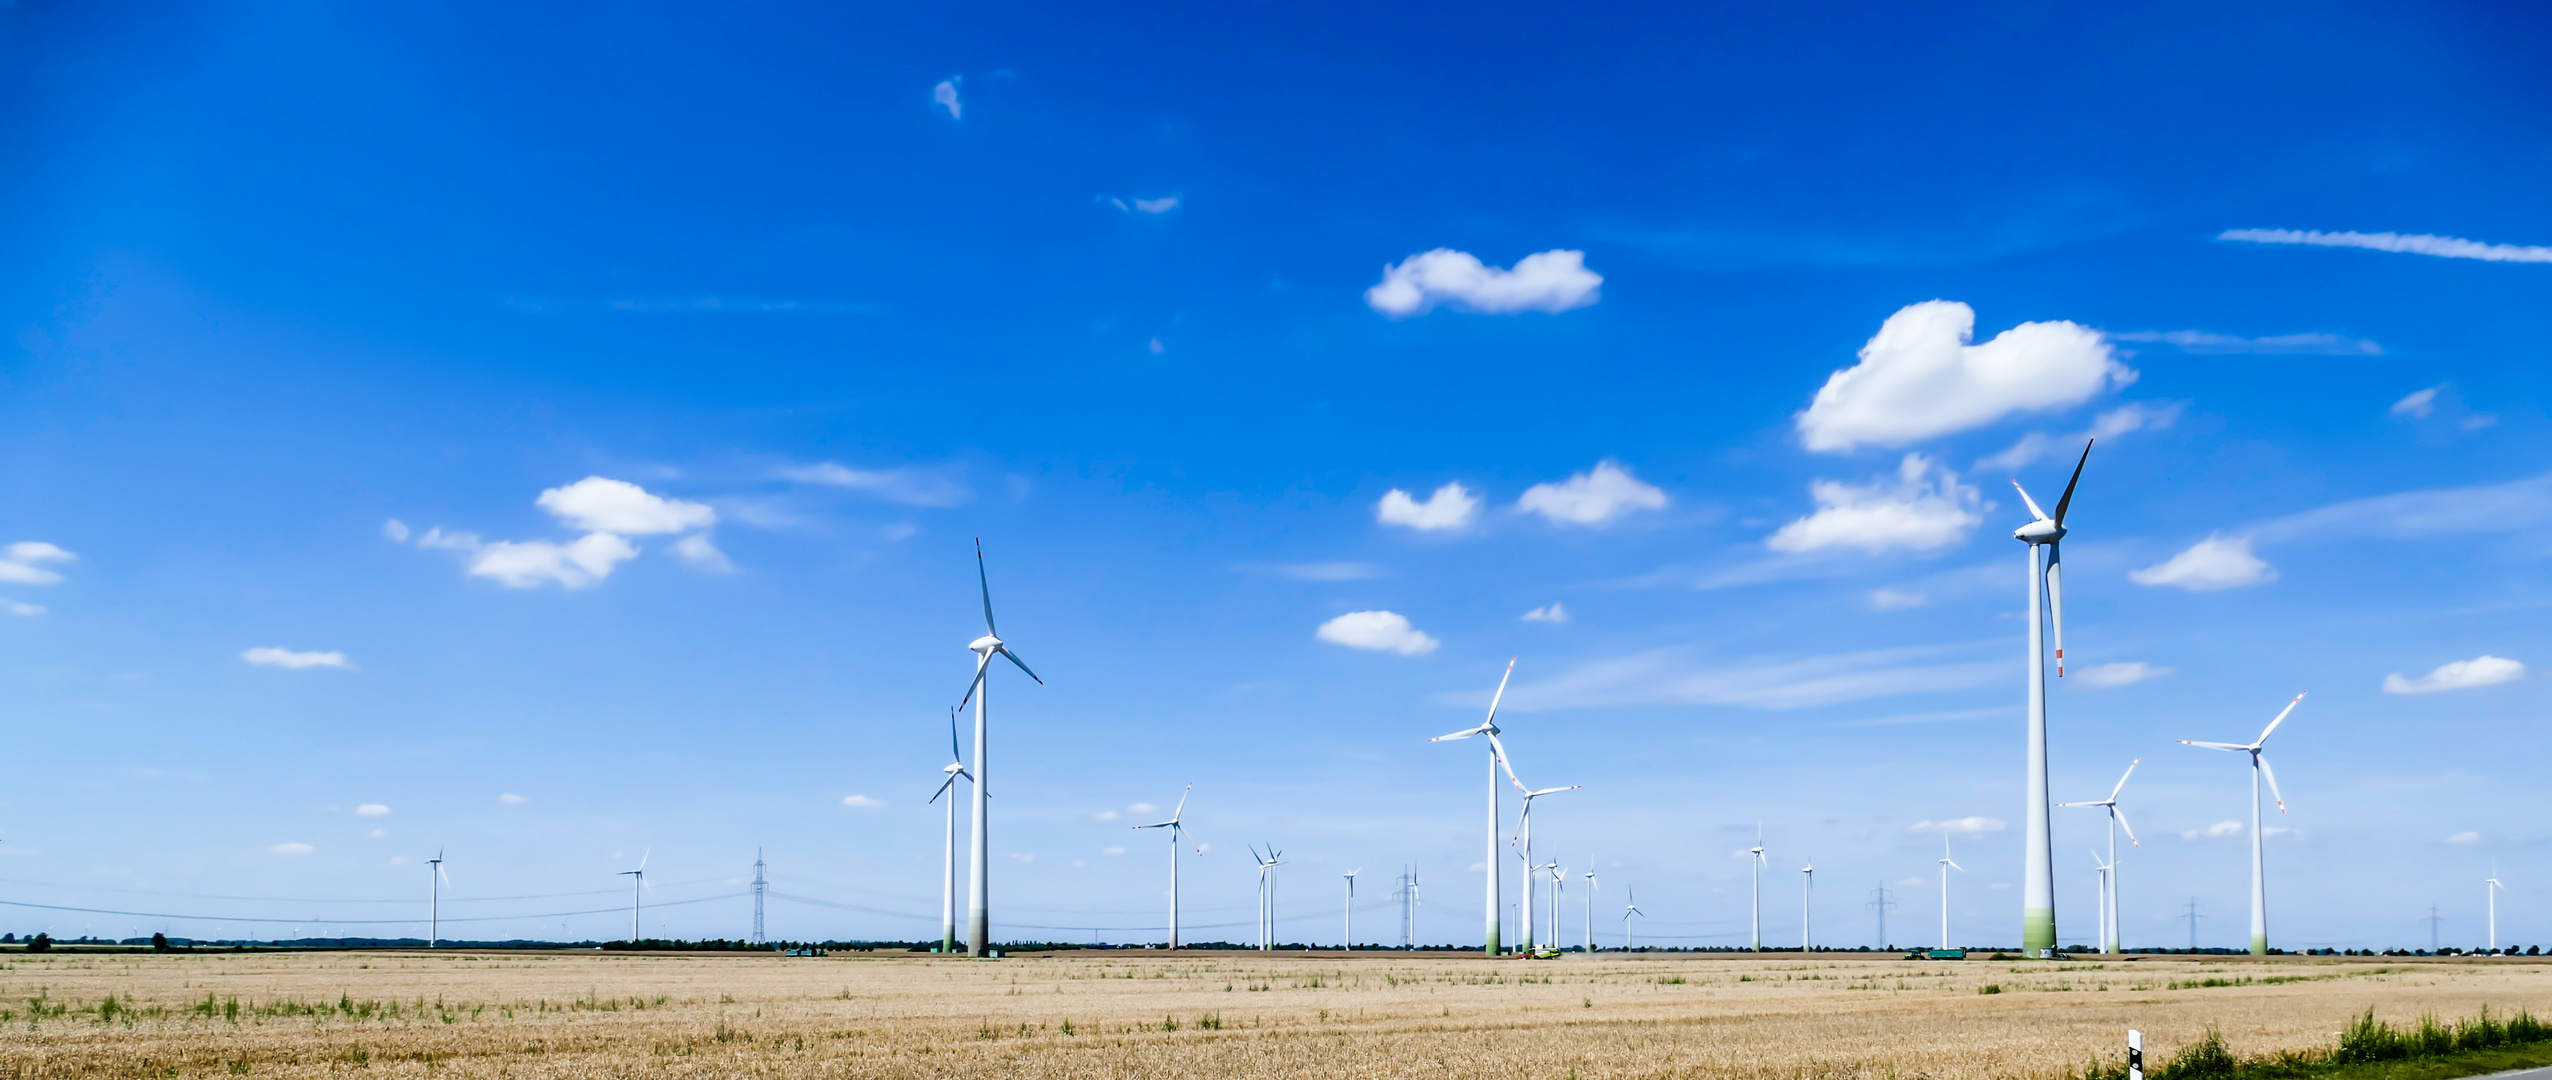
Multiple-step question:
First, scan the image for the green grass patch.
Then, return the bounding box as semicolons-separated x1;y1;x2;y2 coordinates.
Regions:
2075;1008;2552;1080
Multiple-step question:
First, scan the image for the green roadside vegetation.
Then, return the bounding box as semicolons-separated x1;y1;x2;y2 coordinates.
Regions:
2080;1008;2552;1080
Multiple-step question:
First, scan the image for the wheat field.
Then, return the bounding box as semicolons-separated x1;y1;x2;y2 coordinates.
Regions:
0;949;2546;1079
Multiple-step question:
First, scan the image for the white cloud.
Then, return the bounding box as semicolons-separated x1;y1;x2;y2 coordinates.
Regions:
1103;846;1127;856
1521;603;1569;623
1127;803;1158;815
1516;461;1667;527
1490;642;2001;712
2184;821;2244;840
497;793;528;805
2447;831;2482;846
1091;810;1120;822
1364;249;1602;317
2109;330;2382;356
670;534;734;573
2218;228;2552;264
269;843;315;856
1768;454;1981;554
780;462;974;507
1245;561;1385;582
2130;534;2275;591
1868;588;1928;611
536;477;714;535
1315;610;1440;656
369;829;386;838
5;601;44;617
2390;387;2439;420
841;794;884;808
1008;852;1035;863
242;647;356;671
2383;655;2524;695
1910;817;2005;836
2248;473;2552;546
416;527;479;551
1377;483;1480;531
2074;661;2171;688
1796;301;2130;452
933;78;962;119
1133;196;1178;214
0;541;76;585
466;533;639;589
1976;401;2183;471
381;519;412;542
354;804;390;816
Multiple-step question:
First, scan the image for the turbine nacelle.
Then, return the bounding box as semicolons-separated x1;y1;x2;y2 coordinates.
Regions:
2011;518;2066;544
968;634;1002;653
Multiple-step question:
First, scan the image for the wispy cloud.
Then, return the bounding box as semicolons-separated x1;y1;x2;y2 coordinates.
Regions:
242;647;356;671
780;463;974;507
1911;817;2005;835
841;794;884;808
2109;330;2382;356
1517;461;1668;527
1977;401;2182;472
2074;661;2170;688
0;541;76;586
1481;641;2002;712
2219;228;2552;264
1365;249;1602;317
1236;561;1385;582
1520;603;1569;623
2184;820;2242;840
1796;301;2130;453
2383;655;2523;695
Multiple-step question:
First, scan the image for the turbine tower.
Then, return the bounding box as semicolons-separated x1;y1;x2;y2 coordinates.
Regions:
1800;860;1814;953
2058;757;2141;953
2488;865;2506;952
1546;862;1564;953
618;850;650;942
1430;657;1518;956
1748;828;1767;951
928;706;973;954
1341;868;1360;950
1938;833;1963;950
957;540;1044;958
2010;439;2090;956
1502;747;1576;953
426;850;448;949
1133;784;1202;949
2181;691;2305;956
1582;862;1598;952
1251;845;1283;951
1622;886;1644;950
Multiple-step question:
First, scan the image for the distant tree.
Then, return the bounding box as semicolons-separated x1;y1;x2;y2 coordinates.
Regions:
152;933;170;952
27;933;50;952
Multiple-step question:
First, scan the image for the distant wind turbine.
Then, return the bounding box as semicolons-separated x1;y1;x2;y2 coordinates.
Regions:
1133;784;1203;949
1251;845;1283;951
618;850;651;942
2010;439;2091;956
1748;828;1767;951
2488;864;2507;952
426;850;448;948
1341;868;1360;950
2181;692;2304;955
1938;833;1963;950
928;707;973;954
1431;657;1518;956
1622;885;1644;950
1502;747;1576;954
1583;861;1598;953
1546;862;1565;952
956;540;1044;957
2058;757;2141;953
1800;860;1814;953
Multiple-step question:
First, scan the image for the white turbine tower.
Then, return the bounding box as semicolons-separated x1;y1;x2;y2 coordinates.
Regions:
1622;886;1644;950
1748;828;1767;951
2010;439;2091;956
1341;868;1360;950
1503;750;1577;954
1801;860;1814;953
1133;784;1202;950
956;540;1044;958
2059;757;2141;953
426;850;448;948
1430;657;1518;956
928;707;973;954
1251;845;1283;951
1583;862;1598;953
2180;691;2304;956
1938;833;1963;951
1546;862;1564;953
618;850;650;943
2487;864;2506;952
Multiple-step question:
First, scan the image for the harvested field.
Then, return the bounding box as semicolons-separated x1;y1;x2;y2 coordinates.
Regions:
2;950;2548;1079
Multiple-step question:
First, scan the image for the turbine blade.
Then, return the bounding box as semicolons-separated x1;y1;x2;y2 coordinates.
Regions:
1000;647;1042;685
975;538;998;636
2010;480;2049;522
1527;785;1579;797
2046;540;2066;677
638;848;650;871
2052;439;2092;526
957;651;993;708
2181;740;2247;751
949;707;964;764
1947;860;1964;872
1171;782;1191;822
2257;753;2288;812
2110;757;2141;801
2256;691;2306;745
1429;725;1485;742
2113;806;2139;847
1481;656;1517;728
930;775;957;803
1483;730;1523;788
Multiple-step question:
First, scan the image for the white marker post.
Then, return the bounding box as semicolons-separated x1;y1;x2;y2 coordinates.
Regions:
2128;1030;2144;1080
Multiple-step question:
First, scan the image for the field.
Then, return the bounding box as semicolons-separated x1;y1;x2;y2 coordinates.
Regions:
2;950;2548;1079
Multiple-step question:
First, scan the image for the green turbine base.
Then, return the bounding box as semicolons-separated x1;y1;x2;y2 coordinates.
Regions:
2251;934;2268;956
2023;907;2055;956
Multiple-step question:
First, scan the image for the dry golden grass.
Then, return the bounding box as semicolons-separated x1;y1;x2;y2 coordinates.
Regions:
1;949;2548;1079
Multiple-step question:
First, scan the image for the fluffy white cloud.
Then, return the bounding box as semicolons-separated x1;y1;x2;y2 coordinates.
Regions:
2074;661;2171;688
270;842;316;856
2218;228;2552;264
354;804;390;816
381;519;412;542
2383;655;2524;695
2184;821;2243;840
467;533;639;589
1796;301;2130;452
1377;483;1481;531
2130;535;2274;591
1911;817;2006;835
1134;196;1178;213
497;793;528;805
1315;610;1440;656
536;477;714;535
1868;588;1928;611
933;78;962;119
2390;387;2439;420
242;647;356;671
2109;330;2382;356
1976;401;2183;471
0;541;76;585
1516;461;1667;527
670;534;734;573
1521;603;1569;623
781;462;974;507
2447;831;2482;846
1364;249;1602;317
1103;846;1127;856
5;601;45;617
841;794;884;808
1768;454;1981;554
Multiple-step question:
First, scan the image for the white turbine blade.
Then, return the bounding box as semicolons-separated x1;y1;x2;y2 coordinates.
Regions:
2010;480;2049;523
931;774;958;804
975;539;999;636
438;864;451;886
957;650;993;708
1525;785;1578;798
2113;805;2140;847
1946;859;1964;872
2089;849;2107;867
1429;723;1487;743
1482;656;1517;728
1134;820;1173;830
948;707;965;763
638;848;650;871
2046;539;2066;677
2109;757;2141;801
1000;647;1043;685
2181;740;2247;751
1483;731;1524;789
2051;439;2092;526
2256;754;2288;812
2256;691;2306;746
1170;782;1191;822
2055;800;2102;808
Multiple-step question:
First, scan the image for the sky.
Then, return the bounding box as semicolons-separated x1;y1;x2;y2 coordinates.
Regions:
3;1;2550;951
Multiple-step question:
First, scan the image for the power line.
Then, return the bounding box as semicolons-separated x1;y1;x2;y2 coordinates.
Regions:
0;893;746;927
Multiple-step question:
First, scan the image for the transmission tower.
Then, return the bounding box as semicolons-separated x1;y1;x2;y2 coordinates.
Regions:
751;849;767;945
1868;883;1899;949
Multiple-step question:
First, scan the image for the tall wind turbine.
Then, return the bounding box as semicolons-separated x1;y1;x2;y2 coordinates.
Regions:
1134;784;1202;949
2181;692;2304;956
1583;861;1598;953
1622;886;1644;950
1431;657;1518;957
928;707;973;954
2487;864;2506;952
1251;845;1283;951
1800;860;1814;953
1546;862;1565;953
956;540;1044;958
618;850;650;943
1748;828;1767;951
2010;439;2091;957
1341;868;1360;950
1938;833;1963;950
2058;757;2141;954
426;850;448;948
1504;751;1577;953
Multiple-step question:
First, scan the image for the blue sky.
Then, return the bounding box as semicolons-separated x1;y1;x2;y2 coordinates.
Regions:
4;1;2551;950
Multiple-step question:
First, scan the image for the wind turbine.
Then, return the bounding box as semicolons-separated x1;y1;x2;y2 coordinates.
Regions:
1430;657;1518;956
1622;885;1644;950
928;707;973;955
2487;864;2506;952
1546;862;1565;953
1251;845;1283;951
1748;828;1767;951
1133;784;1202;949
2180;692;2304;956
1506;755;1577;953
618;850;650;943
426;850;448;948
2058;757;2141;954
1341;868;1360;950
1938;833;1963;950
1800;860;1814;953
956;539;1044;958
1583;861;1598;953
2010;439;2091;957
